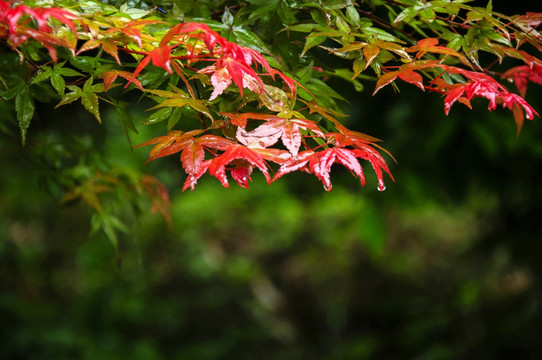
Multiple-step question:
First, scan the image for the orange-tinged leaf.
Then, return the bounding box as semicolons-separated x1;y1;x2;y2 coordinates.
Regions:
407;37;464;61
363;44;380;70
102;70;144;91
373;71;399;95
101;38;120;64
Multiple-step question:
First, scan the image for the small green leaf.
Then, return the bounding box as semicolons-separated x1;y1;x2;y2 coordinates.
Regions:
143;107;173;125
234;28;272;54
466;10;484;22
419;8;436;23
394;6;421;23
285;23;319;33
56;68;83;77
353;56;367;78
56;90;81;108
222;7;234;27
50;71;66;96
302;35;327;56
91;213;129;251
15;85;35;145
260;84;290;112
116;101;138;146
310;8;330;27
336;16;350;33
346;5;361;27
295;61;314;83
31;67;52;84
486;0;493;13
307;78;346;101
81;91;101;123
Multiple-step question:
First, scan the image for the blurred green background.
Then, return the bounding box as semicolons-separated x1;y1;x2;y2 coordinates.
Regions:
2;2;542;359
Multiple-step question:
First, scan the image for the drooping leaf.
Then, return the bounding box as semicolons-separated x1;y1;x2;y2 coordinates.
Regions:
15;85;35;145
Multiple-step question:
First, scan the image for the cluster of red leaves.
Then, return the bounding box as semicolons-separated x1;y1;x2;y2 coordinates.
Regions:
0;1;393;192
503;64;542;97
117;20;393;191
128;22;295;99
0;0;77;61
373;38;540;136
136;113;393;192
434;65;539;135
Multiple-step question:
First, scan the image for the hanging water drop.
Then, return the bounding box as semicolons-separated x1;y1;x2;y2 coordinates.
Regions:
377;181;386;191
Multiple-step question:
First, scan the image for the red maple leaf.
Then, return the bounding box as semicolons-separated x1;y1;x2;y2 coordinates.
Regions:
503;64;542;97
1;1;78;56
437;65;539;135
273;145;392;192
0;1;77;34
208;144;271;188
131;44;173;79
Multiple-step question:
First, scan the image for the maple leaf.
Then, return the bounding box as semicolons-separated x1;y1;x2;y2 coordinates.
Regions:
503;64;542;97
104;19;162;47
273;144;392;192
407;38;466;63
140;175;171;227
78;38;121;64
131;44;173;79
135;130;204;162
199;65;261;100
229;159;254;188
101;70;144;91
208;144;271;188
0;2;77;35
136;131;240;191
236;116;324;157
438;65;539;135
373;60;441;94
1;1;78;58
121;21;295;100
11;28;70;62
168;22;293;98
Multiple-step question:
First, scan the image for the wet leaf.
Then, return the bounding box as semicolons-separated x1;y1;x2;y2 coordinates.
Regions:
15;85;35;146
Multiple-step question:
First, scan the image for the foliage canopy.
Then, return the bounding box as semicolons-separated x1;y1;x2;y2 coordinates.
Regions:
1;0;542;242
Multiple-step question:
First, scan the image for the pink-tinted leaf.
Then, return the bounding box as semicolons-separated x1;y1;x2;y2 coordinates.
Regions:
182;160;211;191
209;67;231;100
273;150;315;181
236;123;282;148
180;139;205;175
